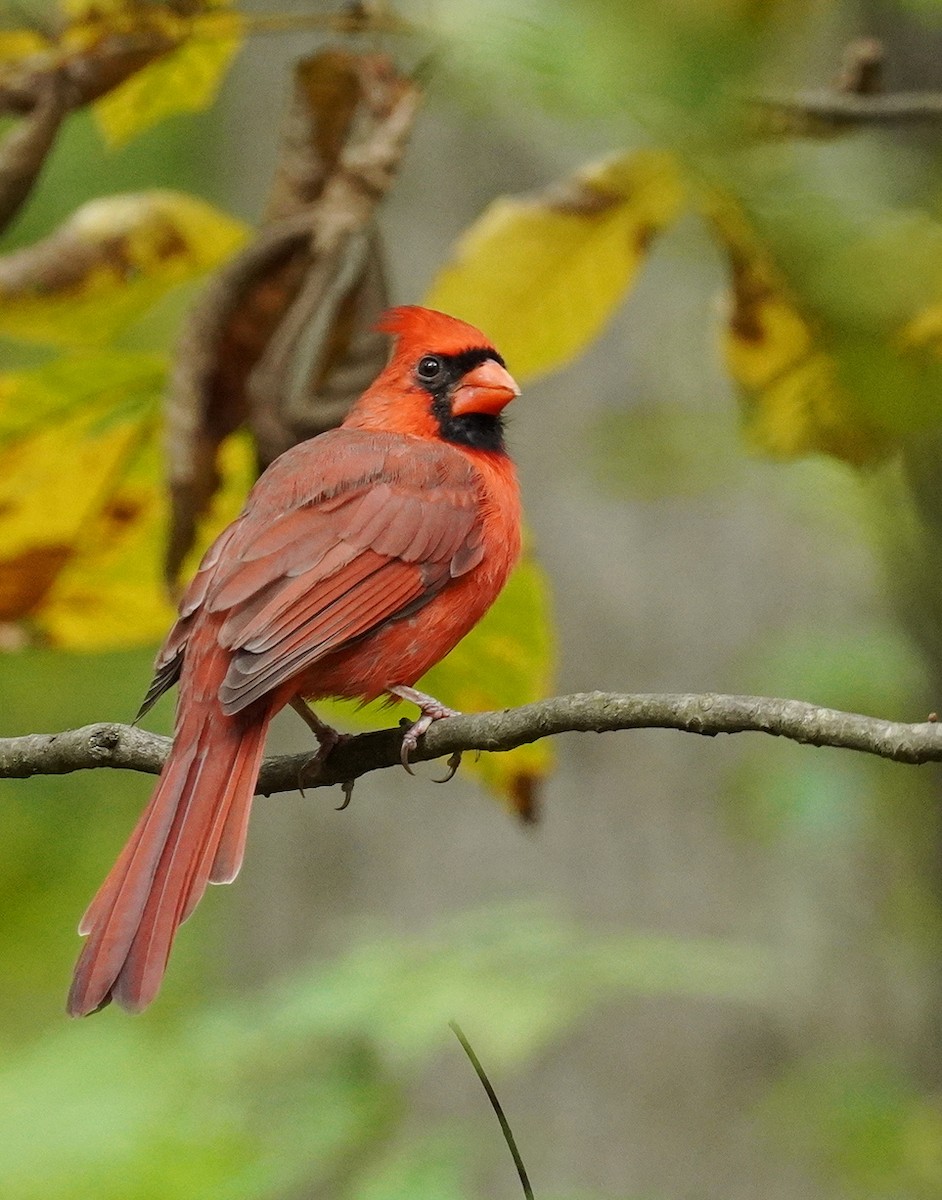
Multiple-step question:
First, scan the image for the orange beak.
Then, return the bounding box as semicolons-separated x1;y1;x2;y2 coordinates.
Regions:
451;359;520;417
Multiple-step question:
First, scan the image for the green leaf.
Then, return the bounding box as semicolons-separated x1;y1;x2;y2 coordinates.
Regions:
350;1135;470;1200
0;1020;393;1200
267;906;771;1066
0;352;163;442
726;624;931;844
739;626;927;720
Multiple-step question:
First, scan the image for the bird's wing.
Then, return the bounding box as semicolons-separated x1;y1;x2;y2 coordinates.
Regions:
185;430;485;715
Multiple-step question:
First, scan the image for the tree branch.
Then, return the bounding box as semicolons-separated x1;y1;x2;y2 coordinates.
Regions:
748;38;942;134
3;693;942;797
753;90;942;129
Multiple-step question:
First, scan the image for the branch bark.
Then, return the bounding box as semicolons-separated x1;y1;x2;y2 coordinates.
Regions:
753;90;942;129
3;692;942;798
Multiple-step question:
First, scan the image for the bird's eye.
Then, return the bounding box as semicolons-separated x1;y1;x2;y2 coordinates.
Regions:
416;355;444;383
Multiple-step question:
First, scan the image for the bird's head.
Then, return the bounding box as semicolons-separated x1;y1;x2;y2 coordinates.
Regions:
345;306;520;452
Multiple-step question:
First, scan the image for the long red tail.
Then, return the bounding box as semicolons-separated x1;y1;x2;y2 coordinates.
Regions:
67;698;271;1016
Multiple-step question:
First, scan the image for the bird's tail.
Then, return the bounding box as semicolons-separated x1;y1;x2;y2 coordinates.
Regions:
67;698;271;1017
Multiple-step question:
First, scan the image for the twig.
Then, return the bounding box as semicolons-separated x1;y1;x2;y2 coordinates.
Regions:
243;12;413;37
753;90;942;128
3;693;942;796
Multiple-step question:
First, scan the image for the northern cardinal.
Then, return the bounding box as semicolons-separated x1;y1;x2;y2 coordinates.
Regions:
68;306;522;1017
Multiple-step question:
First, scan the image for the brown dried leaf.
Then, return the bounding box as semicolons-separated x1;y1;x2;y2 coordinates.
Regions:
164;214;318;582
164;50;421;586
0;1;238;124
246;225;389;466
263;48;366;223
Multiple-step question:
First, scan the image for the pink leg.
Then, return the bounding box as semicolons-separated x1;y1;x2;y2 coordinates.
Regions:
387;685;463;780
290;696;353;804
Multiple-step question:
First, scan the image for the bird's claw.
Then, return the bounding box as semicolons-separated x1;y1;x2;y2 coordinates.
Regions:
398;706;459;773
400;722;422;774
433;751;463;784
336;779;355;811
389;685;461;776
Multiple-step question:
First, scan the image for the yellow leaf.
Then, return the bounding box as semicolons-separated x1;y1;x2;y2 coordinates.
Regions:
42;430;254;649
0;356;255;650
0;31;50;60
93;9;244;148
706;193;890;466
425;150;685;381
0;190;248;348
37;417;176;649
0;354;165;639
60;0;138;16
61;0;233;14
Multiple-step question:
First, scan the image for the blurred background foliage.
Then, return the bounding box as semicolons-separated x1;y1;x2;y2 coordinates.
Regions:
4;0;942;1197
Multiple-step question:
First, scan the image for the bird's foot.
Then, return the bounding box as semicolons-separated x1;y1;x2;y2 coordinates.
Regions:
290;696;354;804
388;685;462;777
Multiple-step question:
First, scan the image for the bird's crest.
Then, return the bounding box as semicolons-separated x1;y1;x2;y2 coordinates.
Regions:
377;306;497;357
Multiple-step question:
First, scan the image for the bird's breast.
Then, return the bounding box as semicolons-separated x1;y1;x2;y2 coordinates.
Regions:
300;448;521;702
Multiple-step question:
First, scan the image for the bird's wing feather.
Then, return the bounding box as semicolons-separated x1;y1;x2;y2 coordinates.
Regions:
186;431;483;715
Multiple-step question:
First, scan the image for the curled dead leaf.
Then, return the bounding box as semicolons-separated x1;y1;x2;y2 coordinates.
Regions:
508;772;540;824
164;50;421;586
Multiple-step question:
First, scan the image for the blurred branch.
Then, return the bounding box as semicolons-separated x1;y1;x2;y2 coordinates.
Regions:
4;692;942;796
244;10;413;37
750;36;942;134
752;90;942;131
0;73;67;234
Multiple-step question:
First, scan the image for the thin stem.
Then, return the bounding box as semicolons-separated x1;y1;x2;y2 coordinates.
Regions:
449;1021;534;1200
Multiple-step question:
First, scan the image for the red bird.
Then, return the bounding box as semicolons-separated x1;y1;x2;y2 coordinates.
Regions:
68;306;521;1017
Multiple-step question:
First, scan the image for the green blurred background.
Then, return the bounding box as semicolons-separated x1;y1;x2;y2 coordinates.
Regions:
6;0;942;1196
